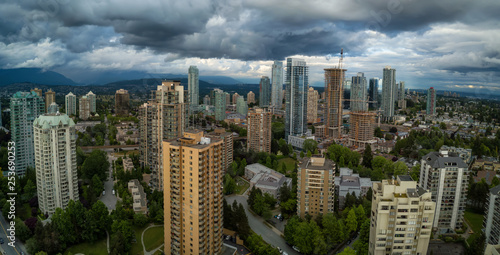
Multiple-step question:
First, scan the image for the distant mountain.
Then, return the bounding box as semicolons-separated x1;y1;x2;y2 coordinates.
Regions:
0;68;244;86
0;68;78;86
53;69;243;85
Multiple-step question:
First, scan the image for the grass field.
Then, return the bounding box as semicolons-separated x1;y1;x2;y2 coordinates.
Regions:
143;226;164;252
278;157;297;174
464;210;484;244
235;176;250;195
64;238;107;255
130;225;149;255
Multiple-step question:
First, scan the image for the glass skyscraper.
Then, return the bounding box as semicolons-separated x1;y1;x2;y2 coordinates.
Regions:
271;61;283;108
351;72;367;112
188;66;199;106
368;78;379;109
259;76;271;107
285;58;308;140
382;66;396;119
10;91;45;176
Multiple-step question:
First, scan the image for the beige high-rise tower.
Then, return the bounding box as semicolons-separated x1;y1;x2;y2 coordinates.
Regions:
247;91;255;104
297;156;335;218
139;81;187;191
163;130;223;255
33;113;78;216
307;87;318;123
369;176;435;255
247;108;272;153
45;89;56;113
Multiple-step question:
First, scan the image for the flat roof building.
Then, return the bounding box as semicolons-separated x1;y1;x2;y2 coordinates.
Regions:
369;176;435;255
163;130;224;255
297;156;335;218
245;163;292;200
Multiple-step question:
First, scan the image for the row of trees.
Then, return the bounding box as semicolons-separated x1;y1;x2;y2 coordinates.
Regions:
25;200;112;254
223;200;251;239
284;204;367;255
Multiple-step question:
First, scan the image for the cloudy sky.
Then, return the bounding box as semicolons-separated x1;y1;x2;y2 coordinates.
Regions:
1;0;499;93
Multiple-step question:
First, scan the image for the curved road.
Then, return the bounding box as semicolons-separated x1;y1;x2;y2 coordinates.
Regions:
225;195;300;255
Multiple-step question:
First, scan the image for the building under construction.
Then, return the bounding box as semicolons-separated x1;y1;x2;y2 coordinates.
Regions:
349;111;376;149
324;68;346;139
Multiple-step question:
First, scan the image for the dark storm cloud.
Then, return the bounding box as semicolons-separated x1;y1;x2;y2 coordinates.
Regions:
1;0;500;91
1;0;499;61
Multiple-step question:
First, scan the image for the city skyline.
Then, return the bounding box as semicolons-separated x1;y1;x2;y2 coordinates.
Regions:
0;1;498;94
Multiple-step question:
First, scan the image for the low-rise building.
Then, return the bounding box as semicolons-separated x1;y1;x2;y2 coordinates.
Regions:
245;163;292;200
335;167;373;209
123;157;134;172
473;158;500;172
128;179;148;214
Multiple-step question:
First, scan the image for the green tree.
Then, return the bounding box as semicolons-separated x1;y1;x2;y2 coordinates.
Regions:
23;179;37;199
300;151;305;158
374;127;383;138
294;220;323;255
91;174;104;196
362;144;373;169
133;213;148;227
355;205;366;228
338;247;356;255
284;216;301;244
82;150;109;181
322;213;344;245
223;174;237;195
353;219;370;255
393;161;408;177
303;139;318;154
111;220;134;252
345;208;357;234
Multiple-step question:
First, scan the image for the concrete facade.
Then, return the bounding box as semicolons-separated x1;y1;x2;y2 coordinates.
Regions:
369;176;435;255
163;131;224;255
33;113;78;216
297;157;335;218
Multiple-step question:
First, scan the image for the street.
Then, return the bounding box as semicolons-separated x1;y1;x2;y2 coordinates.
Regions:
99;154;118;211
0;211;28;255
225;195;300;255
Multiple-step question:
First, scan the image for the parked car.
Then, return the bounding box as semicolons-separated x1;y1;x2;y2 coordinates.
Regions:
278;247;283;254
103;190;105;196
292;246;300;252
112;189;115;195
0;237;4;244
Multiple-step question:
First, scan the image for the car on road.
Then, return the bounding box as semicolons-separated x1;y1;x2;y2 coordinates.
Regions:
103;190;105;196
112;189;115;195
292;246;300;252
282;252;288;255
278;247;283;254
0;237;3;244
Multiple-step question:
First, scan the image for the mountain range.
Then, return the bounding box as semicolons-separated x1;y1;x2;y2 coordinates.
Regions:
0;68;244;86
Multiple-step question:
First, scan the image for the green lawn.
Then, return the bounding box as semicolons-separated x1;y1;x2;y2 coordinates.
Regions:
64;238;107;255
464;210;484;244
143;226;164;252
464;210;484;234
235;177;250;195
130;225;149;255
278;157;297;174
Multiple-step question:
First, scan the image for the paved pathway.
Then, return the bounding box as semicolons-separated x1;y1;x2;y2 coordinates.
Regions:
142;224;163;255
